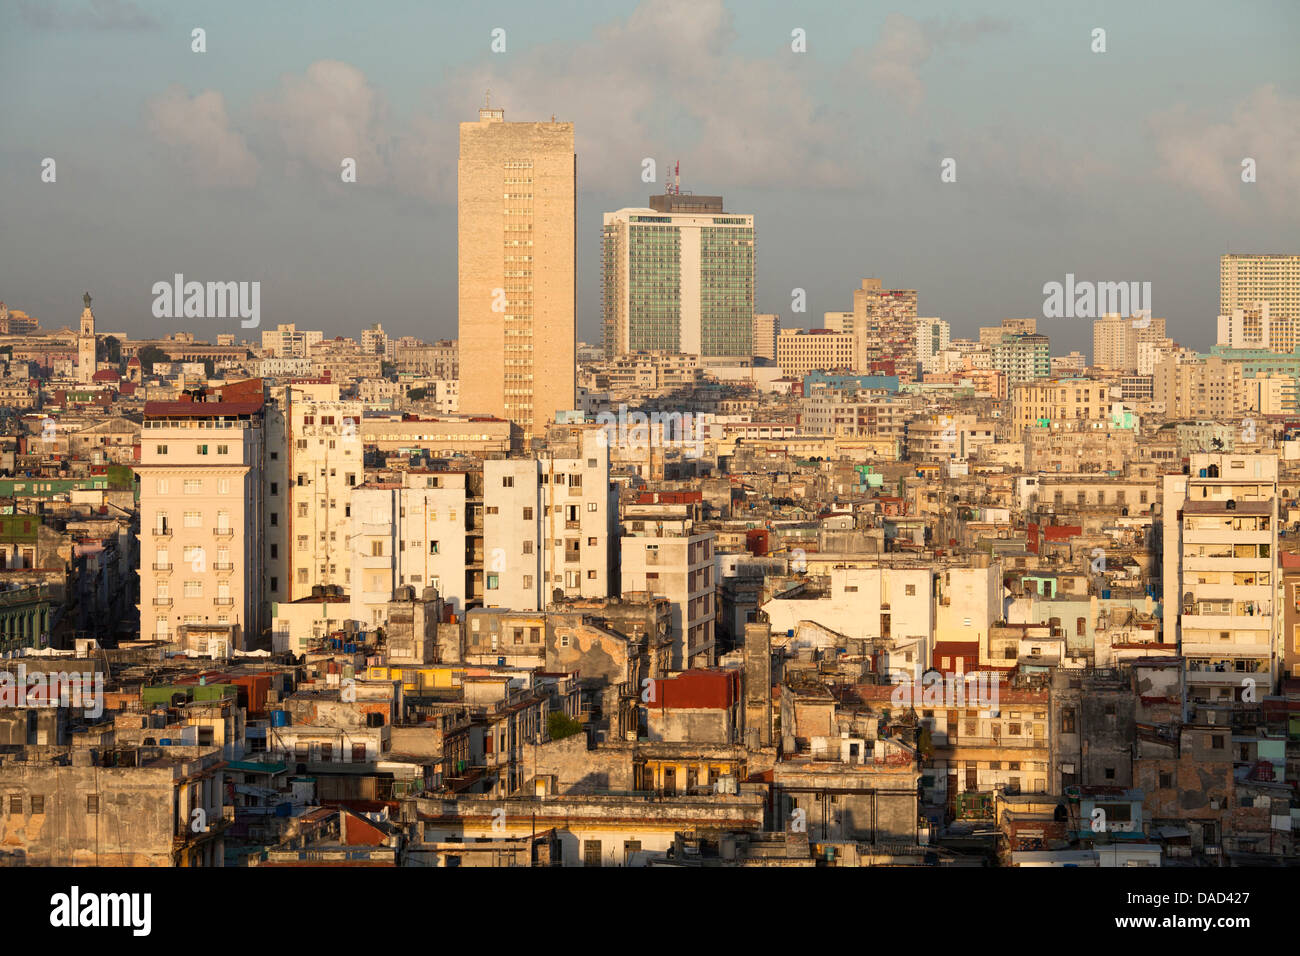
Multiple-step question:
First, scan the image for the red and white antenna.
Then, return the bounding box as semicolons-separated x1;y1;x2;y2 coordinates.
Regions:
673;160;680;195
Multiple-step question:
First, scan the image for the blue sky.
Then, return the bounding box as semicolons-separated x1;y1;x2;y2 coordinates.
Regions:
1;0;1297;354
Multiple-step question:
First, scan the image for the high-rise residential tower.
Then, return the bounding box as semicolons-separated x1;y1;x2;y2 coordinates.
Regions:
458;103;575;438
1221;254;1300;322
602;193;755;359
850;279;918;381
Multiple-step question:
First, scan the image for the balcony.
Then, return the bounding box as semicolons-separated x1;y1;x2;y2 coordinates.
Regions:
152;597;173;607
214;597;235;606
151;527;173;537
213;563;234;572
152;563;173;572
213;528;235;539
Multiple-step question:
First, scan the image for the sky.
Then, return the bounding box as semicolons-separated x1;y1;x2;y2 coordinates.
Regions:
1;0;1297;356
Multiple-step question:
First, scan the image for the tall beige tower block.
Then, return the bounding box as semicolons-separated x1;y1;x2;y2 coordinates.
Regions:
458;105;576;437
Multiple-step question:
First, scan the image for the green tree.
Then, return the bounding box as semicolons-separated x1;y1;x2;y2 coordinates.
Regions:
137;345;167;373
547;712;584;741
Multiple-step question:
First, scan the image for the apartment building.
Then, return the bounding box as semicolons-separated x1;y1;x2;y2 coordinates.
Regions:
992;333;1051;386
776;328;855;377
850;279;919;382
260;323;322;358
350;470;473;625
1009;379;1113;439
799;392;909;441
752;313;780;362
979;318;1037;347
267;383;364;603
915;317;951;374
1161;453;1279;701
1152;354;1246;420
350;428;614;623
135;381;266;649
621;503;716;670
1221;253;1300;322
1093;314;1169;371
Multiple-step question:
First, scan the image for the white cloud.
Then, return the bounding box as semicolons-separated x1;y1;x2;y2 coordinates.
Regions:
253;60;391;185
146;85;258;188
1150;85;1300;216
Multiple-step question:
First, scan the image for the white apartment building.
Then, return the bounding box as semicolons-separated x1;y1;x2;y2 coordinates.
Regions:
261;323;323;358
760;566;934;681
914;317;951;374
349;427;615;625
350;470;471;626
1221;254;1300;322
621;504;716;670
1162;453;1279;702
486;427;615;609
135;389;266;649
265;383;364;603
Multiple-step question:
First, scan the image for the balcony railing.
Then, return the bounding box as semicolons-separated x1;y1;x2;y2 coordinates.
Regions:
213;563;234;572
152;563;172;572
213;528;235;539
214;597;234;606
152;528;172;537
152;597;173;607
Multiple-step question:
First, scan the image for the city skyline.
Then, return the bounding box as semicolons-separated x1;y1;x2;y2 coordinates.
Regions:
3;0;1297;352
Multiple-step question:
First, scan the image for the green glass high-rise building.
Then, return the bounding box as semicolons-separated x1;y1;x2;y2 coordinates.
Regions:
602;194;754;359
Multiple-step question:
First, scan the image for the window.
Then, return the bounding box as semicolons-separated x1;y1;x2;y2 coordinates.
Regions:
217;445;228;455
198;445;208;455
522;507;533;520
502;476;514;487
270;482;278;495
184;479;202;495
371;541;384;557
156;445;168;455
523;575;533;588
86;795;99;814
584;840;602;867
8;796;21;815
905;584;916;596
30;795;43;815
430;541;440;555
156;479;169;495
522;540;533;555
587;502;598;512
184;511;202;528
184;580;202;598
487;574;499;589
352;744;366;762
